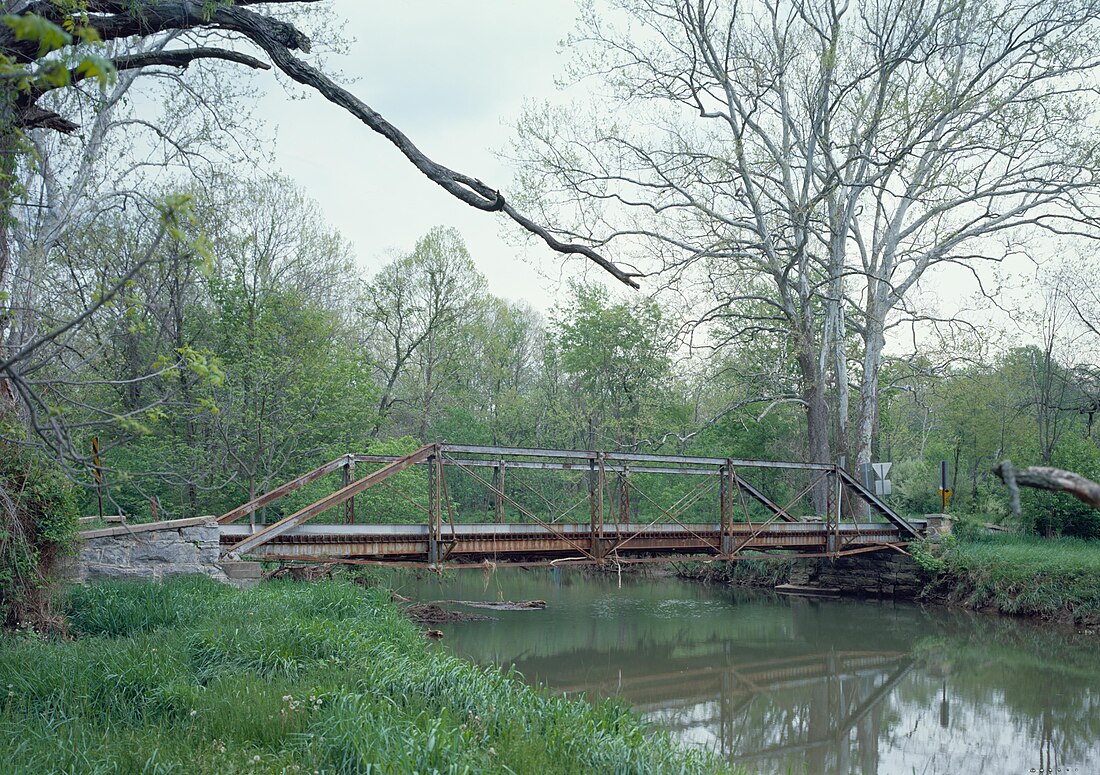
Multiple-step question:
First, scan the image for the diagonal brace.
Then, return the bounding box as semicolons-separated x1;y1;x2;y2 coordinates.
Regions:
224;444;437;557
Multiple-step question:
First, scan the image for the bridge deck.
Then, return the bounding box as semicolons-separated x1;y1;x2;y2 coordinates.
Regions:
220;520;921;564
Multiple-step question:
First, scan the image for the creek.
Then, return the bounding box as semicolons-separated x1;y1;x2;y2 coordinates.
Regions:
401;567;1100;775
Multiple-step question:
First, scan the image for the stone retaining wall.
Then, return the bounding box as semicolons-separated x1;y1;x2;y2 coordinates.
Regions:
788;552;927;597
70;517;229;583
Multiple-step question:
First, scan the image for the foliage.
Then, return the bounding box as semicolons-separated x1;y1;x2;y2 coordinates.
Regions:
552;282;684;450
0;444;78;628
909;535;953;575
890;459;945;516
0;578;739;774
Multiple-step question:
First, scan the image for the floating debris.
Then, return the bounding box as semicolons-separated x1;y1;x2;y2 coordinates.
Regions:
406;603;495;623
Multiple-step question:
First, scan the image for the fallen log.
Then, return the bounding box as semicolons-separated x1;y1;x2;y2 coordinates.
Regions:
994;460;1100;515
442;599;547;611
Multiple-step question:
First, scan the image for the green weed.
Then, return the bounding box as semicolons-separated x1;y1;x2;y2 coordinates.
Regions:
0;578;741;774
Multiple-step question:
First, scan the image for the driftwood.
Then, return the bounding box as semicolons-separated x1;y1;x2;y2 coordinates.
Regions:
442;599;547;611
994;460;1100;515
405;603;494;624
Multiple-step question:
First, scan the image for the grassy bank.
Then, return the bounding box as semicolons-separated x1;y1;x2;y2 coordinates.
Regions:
677;532;1100;627
0;577;737;774
920;533;1100;626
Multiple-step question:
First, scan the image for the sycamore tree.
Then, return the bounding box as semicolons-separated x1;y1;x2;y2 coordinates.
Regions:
513;0;1100;493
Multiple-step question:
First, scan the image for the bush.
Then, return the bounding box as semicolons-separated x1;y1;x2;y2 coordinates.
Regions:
0;444;80;629
891;458;944;516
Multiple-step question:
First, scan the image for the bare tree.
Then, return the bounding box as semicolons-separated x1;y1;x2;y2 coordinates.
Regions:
0;0;636;357
513;0;1100;490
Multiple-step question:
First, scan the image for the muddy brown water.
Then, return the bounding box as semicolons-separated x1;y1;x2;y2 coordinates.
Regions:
398;568;1100;775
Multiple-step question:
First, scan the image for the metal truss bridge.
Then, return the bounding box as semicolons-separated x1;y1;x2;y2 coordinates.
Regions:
215;444;924;567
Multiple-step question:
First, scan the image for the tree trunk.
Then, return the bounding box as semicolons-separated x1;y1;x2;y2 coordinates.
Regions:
0;114;19;415
796;347;831;516
855;319;886;472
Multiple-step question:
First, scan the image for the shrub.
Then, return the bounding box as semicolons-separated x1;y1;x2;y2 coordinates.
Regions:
0;444;80;629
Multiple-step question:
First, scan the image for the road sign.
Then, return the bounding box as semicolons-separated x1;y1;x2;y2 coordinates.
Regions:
869;461;892;497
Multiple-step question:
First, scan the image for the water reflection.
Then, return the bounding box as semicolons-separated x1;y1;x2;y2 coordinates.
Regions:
398;569;1100;774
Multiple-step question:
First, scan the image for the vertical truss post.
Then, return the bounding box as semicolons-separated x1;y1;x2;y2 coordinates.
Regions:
342;456;355;525
428;452;440;565
494;460;505;523
721;460;734;556
618;466;630;526
589;454;606;563
834;463;842;557
826;465;840;557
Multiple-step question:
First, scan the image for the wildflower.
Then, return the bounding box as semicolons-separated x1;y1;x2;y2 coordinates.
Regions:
252;755;261;763
189;709;197;717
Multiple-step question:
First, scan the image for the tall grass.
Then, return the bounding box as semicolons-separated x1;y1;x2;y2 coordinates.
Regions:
0;578;740;774
934;534;1100;624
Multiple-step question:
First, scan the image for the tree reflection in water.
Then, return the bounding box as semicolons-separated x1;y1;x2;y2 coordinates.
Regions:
404;569;1100;775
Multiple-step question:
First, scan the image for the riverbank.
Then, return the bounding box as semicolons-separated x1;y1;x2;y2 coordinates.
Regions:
677;534;1100;628
0;577;739;774
917;533;1100;627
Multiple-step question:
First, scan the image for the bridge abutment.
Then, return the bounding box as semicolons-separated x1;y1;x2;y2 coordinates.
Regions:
785;552;928;598
67;517;256;588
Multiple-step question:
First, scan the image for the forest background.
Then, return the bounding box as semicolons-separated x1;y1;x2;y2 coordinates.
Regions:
3;0;1100;554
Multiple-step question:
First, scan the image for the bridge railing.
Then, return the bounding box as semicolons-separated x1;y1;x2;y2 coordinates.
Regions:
217;443;917;561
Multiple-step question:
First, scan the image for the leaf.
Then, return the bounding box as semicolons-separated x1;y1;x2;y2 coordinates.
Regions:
3;14;73;56
38;60;70;88
74;54;115;87
75;26;102;45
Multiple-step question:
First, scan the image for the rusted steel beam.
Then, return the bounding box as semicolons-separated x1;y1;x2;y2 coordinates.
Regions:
223;445;437;557
837;468;917;536
731;472;794;521
441;444;836;471
720;462;732;555
356;454;725;476
428;453;440;564
220;523;908;562
494;461;505;523
216;455;350;524
590;455;606;562
618;467;630;525
236;542;910;567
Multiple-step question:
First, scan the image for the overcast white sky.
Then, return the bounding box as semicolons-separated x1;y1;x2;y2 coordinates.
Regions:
239;2;1086;359
252;1;596;313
